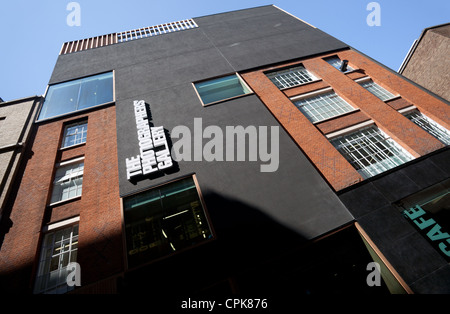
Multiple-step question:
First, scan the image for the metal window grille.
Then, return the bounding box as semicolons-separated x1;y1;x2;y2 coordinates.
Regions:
51;162;84;204
325;56;354;72
330;126;413;179
293;91;355;123
62;122;88;148
34;225;79;294
266;66;318;89
117;19;198;42
359;80;395;101
60;19;198;55
405;110;450;145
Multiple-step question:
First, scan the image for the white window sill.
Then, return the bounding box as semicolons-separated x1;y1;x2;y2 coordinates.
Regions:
49;196;81;207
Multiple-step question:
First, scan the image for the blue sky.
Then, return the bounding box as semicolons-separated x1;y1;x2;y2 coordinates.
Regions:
0;0;448;102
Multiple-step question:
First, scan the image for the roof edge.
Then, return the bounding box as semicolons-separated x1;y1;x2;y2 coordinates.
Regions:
398;22;450;74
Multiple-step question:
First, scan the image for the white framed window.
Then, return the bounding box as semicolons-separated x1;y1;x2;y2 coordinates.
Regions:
404;110;450;145
329;125;413;179
34;223;79;294
266;65;318;89
324;56;354;72
357;77;396;101
50;158;84;204
291;89;356;123
61;121;88;148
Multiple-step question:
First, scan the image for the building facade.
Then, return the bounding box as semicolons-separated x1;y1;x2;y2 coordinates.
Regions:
399;23;450;102
0;96;41;222
0;5;449;298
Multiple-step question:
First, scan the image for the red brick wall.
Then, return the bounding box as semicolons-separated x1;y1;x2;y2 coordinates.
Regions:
241;48;448;191
0;105;123;293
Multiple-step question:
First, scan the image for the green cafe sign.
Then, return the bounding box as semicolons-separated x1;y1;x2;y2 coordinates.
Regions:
403;205;450;260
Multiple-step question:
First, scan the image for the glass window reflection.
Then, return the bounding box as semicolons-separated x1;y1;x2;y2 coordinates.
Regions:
123;177;213;268
38;72;113;121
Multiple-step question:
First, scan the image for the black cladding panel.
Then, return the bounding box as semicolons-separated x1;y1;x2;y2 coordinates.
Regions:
194;5;348;71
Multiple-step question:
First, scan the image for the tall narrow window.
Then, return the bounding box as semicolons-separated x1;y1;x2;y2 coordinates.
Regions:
266;65;318;89
50;159;84;204
330;126;413;178
405;110;450;145
358;79;396;101
123;176;213;268
38;72;113;121
61;121;88;148
292;90;355;123
34;224;79;294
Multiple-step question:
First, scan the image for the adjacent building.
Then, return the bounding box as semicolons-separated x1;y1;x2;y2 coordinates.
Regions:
0;5;449;298
0;96;41;222
398;23;450;102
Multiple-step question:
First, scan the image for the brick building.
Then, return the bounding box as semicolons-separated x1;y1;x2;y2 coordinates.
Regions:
399;23;450;102
0;5;449;300
0;96;41;222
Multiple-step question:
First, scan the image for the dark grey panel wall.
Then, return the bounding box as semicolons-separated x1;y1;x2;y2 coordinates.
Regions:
48;6;354;241
339;148;450;293
195;5;348;71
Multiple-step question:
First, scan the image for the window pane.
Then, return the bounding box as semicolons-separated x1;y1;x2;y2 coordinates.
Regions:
62;121;88;148
39;72;113;120
405;110;450;145
293;91;354;123
359;80;395;101
34;225;79;294
330;127;413;178
51;162;84;203
266;65;317;89
78;72;114;110
123;177;213;268
39;82;80;120
194;74;251;105
324;56;354;72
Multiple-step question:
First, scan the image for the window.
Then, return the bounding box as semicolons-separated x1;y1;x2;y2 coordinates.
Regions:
123;176;213;268
358;79;396;101
398;180;450;261
266;65;318;89
324;56;354;72
330;126;413;179
61;121;88;148
34;224;79;294
193;74;252;106
38;72;114;121
292;90;355;123
50;158;84;204
404;110;450;145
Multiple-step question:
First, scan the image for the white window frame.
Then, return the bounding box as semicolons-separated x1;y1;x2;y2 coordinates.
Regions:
327;122;414;179
34;221;79;294
290;87;358;123
265;64;320;90
61;120;88;149
50;157;85;205
355;77;398;101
